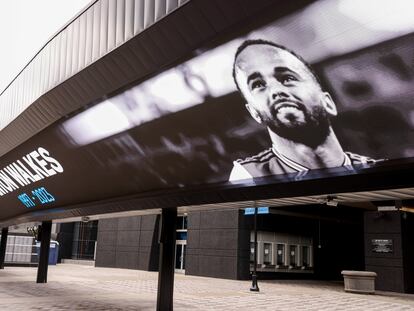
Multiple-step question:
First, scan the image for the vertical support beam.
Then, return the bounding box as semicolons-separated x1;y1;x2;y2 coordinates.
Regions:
0;227;9;269
37;221;52;283
250;206;259;291
156;208;177;311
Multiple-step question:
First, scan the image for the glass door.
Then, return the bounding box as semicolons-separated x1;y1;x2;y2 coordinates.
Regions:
175;215;187;273
71;220;98;260
175;241;186;272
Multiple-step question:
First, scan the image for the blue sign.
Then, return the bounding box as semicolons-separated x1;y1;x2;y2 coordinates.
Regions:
17;186;55;208
244;207;269;215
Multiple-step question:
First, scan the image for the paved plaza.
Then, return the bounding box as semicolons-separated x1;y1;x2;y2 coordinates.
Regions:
0;264;413;310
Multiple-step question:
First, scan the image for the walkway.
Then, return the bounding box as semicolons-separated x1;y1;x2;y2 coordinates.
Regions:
0;264;413;310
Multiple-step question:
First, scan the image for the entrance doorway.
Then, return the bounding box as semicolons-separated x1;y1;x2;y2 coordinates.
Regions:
175;242;186;272
71;221;98;260
175;215;187;273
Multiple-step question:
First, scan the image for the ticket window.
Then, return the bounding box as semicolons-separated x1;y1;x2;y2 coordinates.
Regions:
276;243;285;267
289;245;298;268
263;243;272;265
301;245;311;268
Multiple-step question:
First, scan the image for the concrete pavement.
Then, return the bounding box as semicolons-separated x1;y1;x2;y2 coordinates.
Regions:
0;264;413;310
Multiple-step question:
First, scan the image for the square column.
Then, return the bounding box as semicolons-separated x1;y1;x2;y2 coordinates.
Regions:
156;208;177;311
0;227;8;269
37;221;52;283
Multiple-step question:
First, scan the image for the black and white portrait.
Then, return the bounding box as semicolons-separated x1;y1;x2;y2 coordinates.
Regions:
229;39;380;181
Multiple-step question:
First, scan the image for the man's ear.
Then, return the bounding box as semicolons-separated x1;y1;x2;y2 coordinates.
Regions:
321;92;337;117
245;103;263;124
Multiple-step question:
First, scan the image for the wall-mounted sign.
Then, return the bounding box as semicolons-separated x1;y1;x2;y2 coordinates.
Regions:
371;239;393;253
244;207;270;215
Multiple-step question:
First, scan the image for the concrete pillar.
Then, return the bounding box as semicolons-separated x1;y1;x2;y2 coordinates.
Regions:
156;208;177;311
37;221;52;283
0;227;9;269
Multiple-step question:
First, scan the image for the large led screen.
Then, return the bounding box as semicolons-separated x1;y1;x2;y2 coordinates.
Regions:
0;0;414;218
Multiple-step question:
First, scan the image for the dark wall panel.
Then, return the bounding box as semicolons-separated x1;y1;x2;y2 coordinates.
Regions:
237;215;250;280
96;250;116;267
95;218;119;268
402;213;414;293
116;251;139;270
364;211;406;292
95;214;159;271
56;223;75;262
186;209;248;280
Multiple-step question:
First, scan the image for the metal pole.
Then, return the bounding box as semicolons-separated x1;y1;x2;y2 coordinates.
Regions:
0;227;9;269
37;221;52;283
156;208;177;311
250;204;259;292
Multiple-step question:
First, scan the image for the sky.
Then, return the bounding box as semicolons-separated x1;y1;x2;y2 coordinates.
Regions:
0;0;91;93
1;0;413;96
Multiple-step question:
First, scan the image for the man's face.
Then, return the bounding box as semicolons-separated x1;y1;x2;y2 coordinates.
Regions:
234;44;336;145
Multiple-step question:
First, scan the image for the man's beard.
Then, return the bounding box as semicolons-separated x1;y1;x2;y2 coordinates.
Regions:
265;105;331;148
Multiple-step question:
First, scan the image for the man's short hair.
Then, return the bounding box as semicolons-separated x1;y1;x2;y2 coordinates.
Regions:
232;39;321;93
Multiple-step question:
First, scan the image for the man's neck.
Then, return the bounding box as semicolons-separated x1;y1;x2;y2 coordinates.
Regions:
268;127;345;170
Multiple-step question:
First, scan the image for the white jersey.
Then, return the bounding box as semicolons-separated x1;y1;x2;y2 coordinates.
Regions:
229;146;379;181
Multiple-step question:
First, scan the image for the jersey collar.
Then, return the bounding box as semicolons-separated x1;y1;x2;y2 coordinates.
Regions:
272;145;351;172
